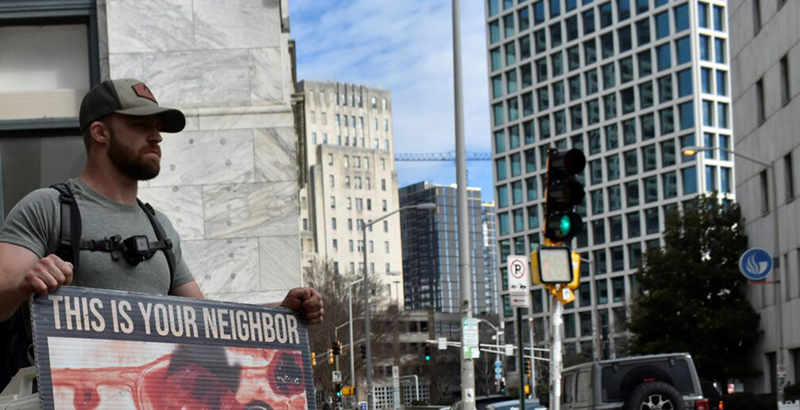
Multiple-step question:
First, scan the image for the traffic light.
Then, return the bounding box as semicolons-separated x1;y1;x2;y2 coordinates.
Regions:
341;386;355;396
360;345;367;359
424;344;431;362
525;359;532;377
335;383;342;401
499;378;506;393
328;349;335;364
311;352;316;366
544;148;586;244
332;340;340;356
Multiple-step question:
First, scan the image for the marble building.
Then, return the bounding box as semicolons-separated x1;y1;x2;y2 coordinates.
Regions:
0;0;301;303
109;0;301;303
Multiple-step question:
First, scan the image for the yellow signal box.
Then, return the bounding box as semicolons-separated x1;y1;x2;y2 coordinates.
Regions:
341;386;355;396
311;352;316;366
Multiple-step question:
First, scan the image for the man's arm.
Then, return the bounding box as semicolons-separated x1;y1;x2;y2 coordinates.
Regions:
0;243;73;321
169;281;205;299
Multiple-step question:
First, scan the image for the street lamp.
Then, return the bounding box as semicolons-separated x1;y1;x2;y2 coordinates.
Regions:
362;202;436;409
682;145;785;402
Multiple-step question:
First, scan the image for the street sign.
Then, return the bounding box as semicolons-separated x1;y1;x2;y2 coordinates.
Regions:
507;256;531;307
505;344;514;356
495;373;502;380
463;318;479;359
392;366;401;409
739;248;773;281
465;388;475;403
494;367;502;374
360;402;367;410
438;337;447;350
332;371;342;383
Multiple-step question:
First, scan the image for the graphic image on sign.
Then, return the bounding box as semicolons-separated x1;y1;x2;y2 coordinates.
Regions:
31;286;315;410
739;248;773;281
507;256;531;307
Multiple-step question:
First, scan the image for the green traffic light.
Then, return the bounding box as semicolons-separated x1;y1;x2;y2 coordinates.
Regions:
425;355;431;361
560;215;571;235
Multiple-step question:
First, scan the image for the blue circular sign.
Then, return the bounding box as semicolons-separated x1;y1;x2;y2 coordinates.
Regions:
739;248;773;280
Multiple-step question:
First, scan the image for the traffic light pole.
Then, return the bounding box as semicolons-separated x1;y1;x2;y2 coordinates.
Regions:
550;294;563;410
452;0;475;407
516;308;526;410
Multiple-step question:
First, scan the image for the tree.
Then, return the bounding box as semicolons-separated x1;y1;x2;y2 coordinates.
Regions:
303;259;404;402
628;194;761;387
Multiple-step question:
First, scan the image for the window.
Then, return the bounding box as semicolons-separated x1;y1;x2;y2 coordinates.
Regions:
682;166;697;194
706;165;717;191
657;43;671;71
624;149;638;176
584;9;596;35
620;57;634;84
717;102;728;128
753;0;761;34
584;39;597;65
601;32;614;59
640;82;654;109
679;101;694;130
642;144;657;172
660;107;674;135
661;139;676;167
600;2;613;28
604;93;617;120
618;26;632;53
550;0;561;17
761;170;770;213
676;36;691;65
638;50;652;77
636;18;650;46
627;211;641;237
606;124;619;150
602;63;616;90
607;155;620;180
701;68;712;94
698;2;709;28
781;56;791;106
786;153;795;200
551;22;562;48
703;100;714;126
674;4;689;32
658;75;673;102
714;38;725;64
699;35;710;61
716;70;727;96
552;52;564;78
644;207;659;234
593;220;605;245
566;16;579;42
655;11;669;39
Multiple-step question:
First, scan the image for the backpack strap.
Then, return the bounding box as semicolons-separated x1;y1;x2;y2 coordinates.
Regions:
137;200;176;290
50;183;81;272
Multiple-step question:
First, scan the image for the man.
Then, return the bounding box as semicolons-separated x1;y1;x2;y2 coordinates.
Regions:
0;78;323;323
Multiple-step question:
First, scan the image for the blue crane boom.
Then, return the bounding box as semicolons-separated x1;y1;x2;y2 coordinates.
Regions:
394;151;492;161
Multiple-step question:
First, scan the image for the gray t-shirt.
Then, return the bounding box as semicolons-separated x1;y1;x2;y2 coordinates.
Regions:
0;178;194;295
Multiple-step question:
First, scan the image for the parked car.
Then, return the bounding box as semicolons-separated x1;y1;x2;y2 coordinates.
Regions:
540;352;710;409
700;380;724;409
484;398;547;410
451;394;514;410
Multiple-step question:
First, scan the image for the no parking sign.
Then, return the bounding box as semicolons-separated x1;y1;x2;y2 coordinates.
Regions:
507;256;530;307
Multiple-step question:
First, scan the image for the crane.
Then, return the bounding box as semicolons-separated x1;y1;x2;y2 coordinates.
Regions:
394;151;492;162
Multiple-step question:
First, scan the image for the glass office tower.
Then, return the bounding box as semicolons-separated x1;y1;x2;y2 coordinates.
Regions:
485;0;734;361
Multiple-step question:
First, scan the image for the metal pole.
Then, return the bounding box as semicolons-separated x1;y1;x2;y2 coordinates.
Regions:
363;226;373;409
349;284;357;399
452;0;475;407
528;316;535;398
550;294;563;410
771;163;785;403
516;308;525;410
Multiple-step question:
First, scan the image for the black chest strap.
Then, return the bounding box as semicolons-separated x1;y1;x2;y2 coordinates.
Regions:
51;184;177;290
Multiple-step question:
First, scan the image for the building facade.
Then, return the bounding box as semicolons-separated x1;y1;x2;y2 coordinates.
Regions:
485;0;735;362
729;0;800;393
0;0;301;303
399;181;498;315
297;80;404;305
482;202;502;315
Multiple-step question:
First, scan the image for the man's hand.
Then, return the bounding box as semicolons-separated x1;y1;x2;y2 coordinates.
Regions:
18;254;73;296
280;287;324;325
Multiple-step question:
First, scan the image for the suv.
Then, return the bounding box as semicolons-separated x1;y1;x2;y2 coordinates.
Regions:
548;353;710;410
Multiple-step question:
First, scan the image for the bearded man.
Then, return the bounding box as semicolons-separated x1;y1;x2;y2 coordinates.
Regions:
0;78;323;337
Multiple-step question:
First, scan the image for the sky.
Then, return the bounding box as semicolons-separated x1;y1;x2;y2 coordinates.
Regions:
290;0;495;202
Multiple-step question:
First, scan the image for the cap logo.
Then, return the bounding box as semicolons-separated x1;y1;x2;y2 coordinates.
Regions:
131;82;158;103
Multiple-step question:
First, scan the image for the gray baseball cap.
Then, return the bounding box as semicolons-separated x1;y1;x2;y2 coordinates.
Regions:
79;78;186;133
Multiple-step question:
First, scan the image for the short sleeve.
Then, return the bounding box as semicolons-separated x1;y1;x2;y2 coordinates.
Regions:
0;188;60;258
154;211;195;290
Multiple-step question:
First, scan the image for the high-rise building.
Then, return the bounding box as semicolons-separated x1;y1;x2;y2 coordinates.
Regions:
297;80;404;306
399;181;497;315
485;0;734;359
482;202;501;315
730;0;799;393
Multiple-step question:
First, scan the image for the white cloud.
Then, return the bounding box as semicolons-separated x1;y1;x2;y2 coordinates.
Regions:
290;0;494;198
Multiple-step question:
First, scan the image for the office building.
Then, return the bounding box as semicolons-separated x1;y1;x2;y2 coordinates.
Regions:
485;0;734;360
0;0;300;303
729;0;800;393
483;202;502;315
297;80;404;306
399;181;498;315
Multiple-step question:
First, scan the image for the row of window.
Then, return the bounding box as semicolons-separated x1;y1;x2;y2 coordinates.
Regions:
306;90;388;111
331;238;392;254
326;153;389;170
331;114;390;132
330;261;392;275
493;101;720;165
329;195;388;212
488;0;724;39
311;132;391;150
332;217;390;233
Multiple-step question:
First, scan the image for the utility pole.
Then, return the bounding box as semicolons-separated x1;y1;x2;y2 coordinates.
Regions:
452;0;475;408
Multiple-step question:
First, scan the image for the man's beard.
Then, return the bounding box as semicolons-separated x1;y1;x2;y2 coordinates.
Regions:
107;128;160;181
